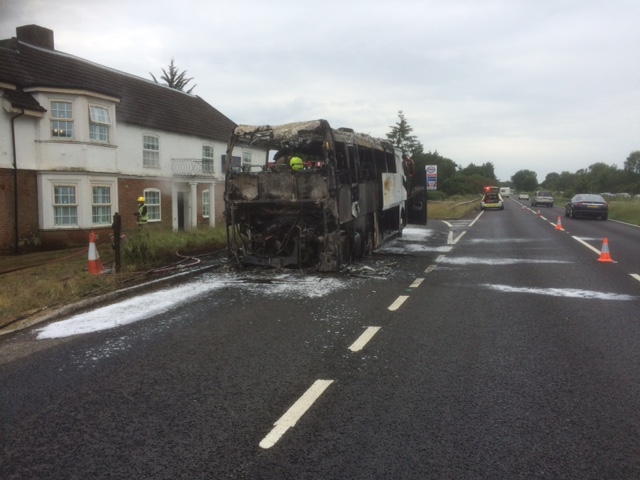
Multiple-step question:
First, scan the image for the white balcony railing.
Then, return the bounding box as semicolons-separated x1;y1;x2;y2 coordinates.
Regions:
171;158;215;177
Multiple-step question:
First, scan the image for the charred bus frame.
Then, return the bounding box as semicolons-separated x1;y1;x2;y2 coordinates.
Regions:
224;119;408;271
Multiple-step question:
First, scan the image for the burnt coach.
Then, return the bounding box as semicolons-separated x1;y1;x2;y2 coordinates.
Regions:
223;119;411;271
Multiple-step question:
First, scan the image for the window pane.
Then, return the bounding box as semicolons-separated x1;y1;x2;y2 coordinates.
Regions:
51;102;72;119
90;124;109;142
145;190;161;220
89;106;111;124
143;136;160;167
54;206;78;226
147;205;160;221
54;186;76;205
92;205;112;224
203;146;214;173
145;190;160;204
93;186;111;204
144;136;159;150
143;151;159;167
203;190;210;217
51;120;74;138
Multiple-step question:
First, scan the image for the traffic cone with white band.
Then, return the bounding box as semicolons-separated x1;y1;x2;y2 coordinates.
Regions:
597;238;614;263
88;231;106;275
555;216;564;231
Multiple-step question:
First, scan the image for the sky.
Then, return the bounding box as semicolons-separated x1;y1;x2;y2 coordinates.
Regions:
2;0;639;183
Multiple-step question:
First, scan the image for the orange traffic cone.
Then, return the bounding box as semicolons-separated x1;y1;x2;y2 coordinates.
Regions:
537;210;541;218
597;238;614;263
88;231;106;275
555;216;564;231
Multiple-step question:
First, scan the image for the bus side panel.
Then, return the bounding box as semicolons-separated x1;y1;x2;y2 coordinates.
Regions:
338;185;353;223
358;182;377;215
381;173;406;209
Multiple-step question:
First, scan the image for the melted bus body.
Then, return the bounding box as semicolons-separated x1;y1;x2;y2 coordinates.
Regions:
224;119;408;271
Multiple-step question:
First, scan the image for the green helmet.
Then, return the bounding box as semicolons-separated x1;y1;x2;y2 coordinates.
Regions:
290;156;304;171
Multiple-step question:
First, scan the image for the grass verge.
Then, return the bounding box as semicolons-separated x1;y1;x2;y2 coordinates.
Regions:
0;227;228;331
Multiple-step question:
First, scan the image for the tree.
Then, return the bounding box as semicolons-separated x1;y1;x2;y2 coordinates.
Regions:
386;111;424;157
511;170;538;192
624;151;640;174
150;58;197;94
460;162;497;181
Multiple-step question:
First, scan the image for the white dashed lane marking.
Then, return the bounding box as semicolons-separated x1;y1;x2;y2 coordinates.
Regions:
348;327;382;352
388;296;409;311
260;380;334;449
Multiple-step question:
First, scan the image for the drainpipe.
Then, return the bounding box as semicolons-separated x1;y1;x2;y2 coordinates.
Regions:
11;109;25;254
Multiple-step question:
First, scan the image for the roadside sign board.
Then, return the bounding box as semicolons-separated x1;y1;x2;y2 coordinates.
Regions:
426;165;437;190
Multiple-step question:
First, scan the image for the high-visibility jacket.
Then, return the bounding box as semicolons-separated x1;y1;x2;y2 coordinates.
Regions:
137;204;148;226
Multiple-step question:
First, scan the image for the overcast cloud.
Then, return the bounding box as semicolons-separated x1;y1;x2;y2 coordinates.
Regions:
2;0;639;182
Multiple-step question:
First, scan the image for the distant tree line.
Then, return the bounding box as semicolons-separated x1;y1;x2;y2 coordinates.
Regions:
387;111;640;197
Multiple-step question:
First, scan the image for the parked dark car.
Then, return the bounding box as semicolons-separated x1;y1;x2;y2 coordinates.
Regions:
565;194;608;220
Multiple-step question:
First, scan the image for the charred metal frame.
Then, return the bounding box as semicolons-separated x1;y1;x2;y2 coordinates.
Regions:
224;119;408;271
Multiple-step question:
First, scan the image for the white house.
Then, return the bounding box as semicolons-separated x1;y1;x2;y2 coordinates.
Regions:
0;24;261;251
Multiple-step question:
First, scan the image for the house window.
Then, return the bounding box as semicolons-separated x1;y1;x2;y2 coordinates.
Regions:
202;146;214;173
89;105;111;143
51;101;74;139
144;189;161;221
92;186;112;225
242;151;252;171
53;185;78;226
202;189;210;218
143;135;160;168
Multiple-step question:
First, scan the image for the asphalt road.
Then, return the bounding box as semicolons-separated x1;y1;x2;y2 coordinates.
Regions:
2;198;640;479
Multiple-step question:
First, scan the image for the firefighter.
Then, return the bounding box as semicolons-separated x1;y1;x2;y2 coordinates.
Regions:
290;156;304;171
134;196;148;227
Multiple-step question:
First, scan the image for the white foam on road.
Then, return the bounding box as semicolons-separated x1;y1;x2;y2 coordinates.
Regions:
482;284;637;301
36;273;347;340
437;257;571;265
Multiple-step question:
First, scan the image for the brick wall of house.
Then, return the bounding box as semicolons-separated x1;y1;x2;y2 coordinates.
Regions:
195;181;225;227
118;178;174;230
0;168;40;252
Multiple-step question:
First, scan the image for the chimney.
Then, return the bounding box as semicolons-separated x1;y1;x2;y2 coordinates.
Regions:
16;25;54;49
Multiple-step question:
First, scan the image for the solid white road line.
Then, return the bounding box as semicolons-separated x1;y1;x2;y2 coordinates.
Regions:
388;295;409;311
410;278;424;288
572;235;602;255
631;274;640;283
259;379;334;449
468;211;483;227
349;326;382;352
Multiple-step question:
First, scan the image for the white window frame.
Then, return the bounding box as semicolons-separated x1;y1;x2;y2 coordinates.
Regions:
50;100;75;139
143;135;160;168
242;151;252;171
89;104;111;143
91;185;112;225
202;189;210;218
143;188;161;222
52;184;79;227
202;145;214;174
